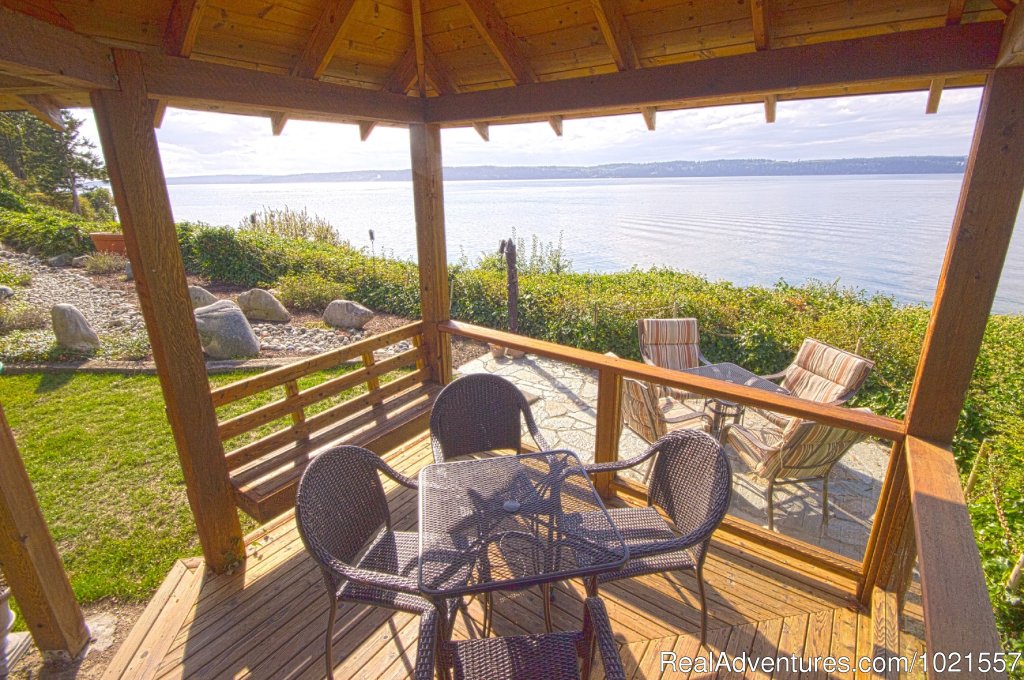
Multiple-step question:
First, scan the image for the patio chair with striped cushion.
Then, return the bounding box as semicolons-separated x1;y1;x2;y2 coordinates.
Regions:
757;338;874;427
637;318;710;403
722;410;870;531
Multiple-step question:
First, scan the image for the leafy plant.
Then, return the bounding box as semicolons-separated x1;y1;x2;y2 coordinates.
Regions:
240;206;340;245
275;272;354;312
0;262;30;287
0;203;94;255
84;252;129;274
0;301;47;334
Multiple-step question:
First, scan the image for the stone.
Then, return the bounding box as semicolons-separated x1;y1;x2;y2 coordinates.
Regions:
323;300;373;329
125;260;133;281
46;253;73;267
193;300;260;359
0;285;12;300
237;288;290;322
71;255;90;268
188;285;218;309
51;303;100;351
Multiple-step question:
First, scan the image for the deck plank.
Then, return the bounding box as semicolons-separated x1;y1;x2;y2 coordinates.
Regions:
105;432;922;680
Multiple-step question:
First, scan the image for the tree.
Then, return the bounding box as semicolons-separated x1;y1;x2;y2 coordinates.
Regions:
0;110;106;213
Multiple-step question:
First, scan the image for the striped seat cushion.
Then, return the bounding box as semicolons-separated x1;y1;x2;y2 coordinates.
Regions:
638;318;701;371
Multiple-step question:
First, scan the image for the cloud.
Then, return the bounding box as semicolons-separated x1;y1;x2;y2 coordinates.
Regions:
71;87;984;177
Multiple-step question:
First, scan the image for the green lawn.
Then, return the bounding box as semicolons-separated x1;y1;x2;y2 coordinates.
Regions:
1;366;380;603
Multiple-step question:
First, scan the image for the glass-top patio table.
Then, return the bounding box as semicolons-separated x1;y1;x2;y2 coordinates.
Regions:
681;362;790;438
418;450;628;605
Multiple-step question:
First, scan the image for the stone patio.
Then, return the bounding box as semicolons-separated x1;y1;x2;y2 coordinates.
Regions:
457;352;891;561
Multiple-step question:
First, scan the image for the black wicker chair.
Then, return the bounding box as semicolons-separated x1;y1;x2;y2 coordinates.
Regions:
583;429;732;645
415;597;625;680
430;374;550;464
296;445;454;680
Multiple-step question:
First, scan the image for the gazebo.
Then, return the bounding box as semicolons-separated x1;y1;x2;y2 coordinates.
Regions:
0;0;1021;677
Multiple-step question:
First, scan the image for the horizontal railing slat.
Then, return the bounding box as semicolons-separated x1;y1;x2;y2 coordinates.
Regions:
439;320;905;440
218;347;421;441
210;321;424;407
905;436;1005;679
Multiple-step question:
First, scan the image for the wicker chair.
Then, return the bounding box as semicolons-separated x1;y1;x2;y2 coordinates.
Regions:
296;445;454;680
755;338;874;428
722;411;869;531
583;430;731;645
430;373;550;464
637;318;711;403
415;597;625;680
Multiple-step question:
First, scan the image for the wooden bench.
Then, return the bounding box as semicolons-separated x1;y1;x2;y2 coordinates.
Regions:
210;321;440;523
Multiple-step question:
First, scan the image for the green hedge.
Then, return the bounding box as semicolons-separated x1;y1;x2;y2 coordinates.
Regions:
0;204;97;256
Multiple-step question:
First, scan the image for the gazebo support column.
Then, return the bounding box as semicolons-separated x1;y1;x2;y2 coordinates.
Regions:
861;66;1024;609
410;123;452;384
0;404;89;661
90;49;244;573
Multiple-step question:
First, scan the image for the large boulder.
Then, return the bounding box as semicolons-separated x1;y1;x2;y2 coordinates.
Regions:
0;286;13;300
323;300;373;329
188;285;218;309
238;288;290;322
51;304;100;351
46;253;73;267
194;300;260;359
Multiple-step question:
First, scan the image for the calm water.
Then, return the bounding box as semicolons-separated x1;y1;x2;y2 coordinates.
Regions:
167;175;1024;314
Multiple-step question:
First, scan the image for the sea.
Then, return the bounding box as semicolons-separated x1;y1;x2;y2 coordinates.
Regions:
166;175;1024;314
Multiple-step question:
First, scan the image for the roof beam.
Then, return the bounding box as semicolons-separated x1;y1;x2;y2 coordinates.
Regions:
163;0;206;57
926;78;944;113
472;121;489;141
998;2;1024;66
992;0;1017;14
359;121;377;141
459;0;536;84
425;22;1002;124
0;6;116;90
751;0;771;50
294;0;358;79
591;0;639;71
424;46;459;95
764;94;777;123
412;0;426;96
382;46;418;94
0;0;72;30
17;93;64;130
548;115;563;136
140;52;425;125
946;0;967;25
640;106;655;130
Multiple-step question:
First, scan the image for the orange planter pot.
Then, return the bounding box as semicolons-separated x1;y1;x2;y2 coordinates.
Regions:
90;232;126;255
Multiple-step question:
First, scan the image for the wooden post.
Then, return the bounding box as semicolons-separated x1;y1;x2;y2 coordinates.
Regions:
90;49;243;572
410;123;452;384
863;65;1024;606
593;368;623;498
0;403;89;660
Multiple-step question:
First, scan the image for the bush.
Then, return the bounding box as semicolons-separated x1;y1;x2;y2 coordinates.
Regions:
0;262;30;287
276;272;354;312
84;252;129;274
240;206;340;245
80;187;117;222
0;301;47;334
0;204;94;256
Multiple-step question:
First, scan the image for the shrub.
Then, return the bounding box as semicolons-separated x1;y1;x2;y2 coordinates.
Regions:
84;252;129;274
276;272;354;312
0;262;30;287
240;206;340;245
0;204;94;256
80;187;117;222
0;301;47;334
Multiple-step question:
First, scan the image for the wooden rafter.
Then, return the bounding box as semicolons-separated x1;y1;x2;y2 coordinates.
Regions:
764;94;777;123
459;0;535;84
0;0;71;30
382;46;418;94
425;22;1003;124
163;0;206;57
424;46;459;96
17;93;64;130
411;0;426;96
946;0;967;25
591;0;639;71
751;0;770;50
992;0;1017;14
0;6;115;90
998;2;1024;66
926;78;944;113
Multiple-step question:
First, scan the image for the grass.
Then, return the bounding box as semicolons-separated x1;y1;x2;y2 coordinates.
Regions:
0;364;407;604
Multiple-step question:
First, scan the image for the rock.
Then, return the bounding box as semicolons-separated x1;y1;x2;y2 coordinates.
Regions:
323;300;373;329
46;253;73;267
51;304;100;351
72;255;91;268
0;285;13;300
125;260;133;281
193;300;260;359
238;288;290;322
188;285;218;309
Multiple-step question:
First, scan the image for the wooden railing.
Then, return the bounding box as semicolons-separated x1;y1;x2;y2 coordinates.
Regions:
211;321;426;469
905;436;1006;679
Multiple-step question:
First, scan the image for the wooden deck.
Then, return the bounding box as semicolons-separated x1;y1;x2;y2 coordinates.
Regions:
103;433;926;680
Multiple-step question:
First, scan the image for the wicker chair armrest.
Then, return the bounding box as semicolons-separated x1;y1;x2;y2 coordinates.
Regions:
698;352;712;367
759;370;787;382
370;455;419;490
521;406;551;451
583;439;660;475
323;556;422;596
584;597;625;680
414;608;439;680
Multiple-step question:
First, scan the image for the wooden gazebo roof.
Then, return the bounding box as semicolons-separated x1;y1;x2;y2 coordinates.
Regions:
0;0;1018;134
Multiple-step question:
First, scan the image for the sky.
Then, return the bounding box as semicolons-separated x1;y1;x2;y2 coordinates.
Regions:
72;87;986;178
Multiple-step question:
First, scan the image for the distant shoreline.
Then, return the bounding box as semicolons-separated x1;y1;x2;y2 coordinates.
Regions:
165;156;967;185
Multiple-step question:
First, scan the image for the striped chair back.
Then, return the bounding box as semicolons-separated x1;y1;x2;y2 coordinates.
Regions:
781;339;874;405
620;376;665;443
766;411;869;480
638;318;701;371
